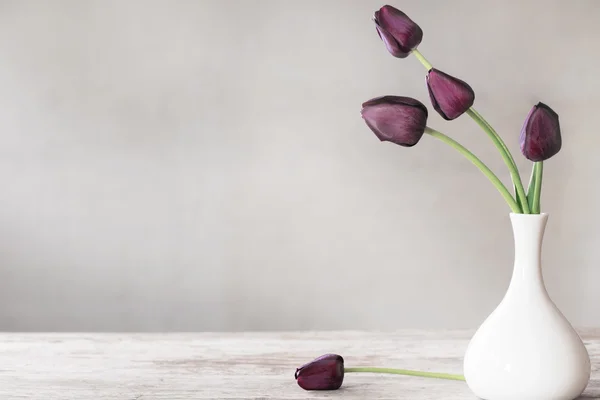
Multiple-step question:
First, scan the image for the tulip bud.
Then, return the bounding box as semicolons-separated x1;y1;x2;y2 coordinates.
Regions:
361;96;428;147
373;5;423;58
295;354;344;390
520;102;562;161
426;69;475;120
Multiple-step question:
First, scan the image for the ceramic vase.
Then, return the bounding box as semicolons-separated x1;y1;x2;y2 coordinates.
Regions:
463;213;591;400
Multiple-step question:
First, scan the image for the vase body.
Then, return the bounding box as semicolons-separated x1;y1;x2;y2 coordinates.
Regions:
463;213;590;400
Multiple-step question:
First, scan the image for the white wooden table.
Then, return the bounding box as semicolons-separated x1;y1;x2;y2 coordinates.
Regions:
0;330;599;399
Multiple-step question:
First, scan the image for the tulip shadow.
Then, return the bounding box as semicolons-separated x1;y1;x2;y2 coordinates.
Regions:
335;383;373;392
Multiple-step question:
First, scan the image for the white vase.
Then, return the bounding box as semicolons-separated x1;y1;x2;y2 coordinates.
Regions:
463;213;591;400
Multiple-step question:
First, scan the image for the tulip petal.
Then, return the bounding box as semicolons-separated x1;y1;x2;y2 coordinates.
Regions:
361;96;428;147
427;69;475;120
520;102;562;161
295;354;344;391
374;5;422;57
375;25;409;58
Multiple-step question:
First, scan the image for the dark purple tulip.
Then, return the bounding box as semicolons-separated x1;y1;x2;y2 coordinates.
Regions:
427;69;475;120
361;96;428;147
373;5;423;58
295;354;344;390
520;102;562;161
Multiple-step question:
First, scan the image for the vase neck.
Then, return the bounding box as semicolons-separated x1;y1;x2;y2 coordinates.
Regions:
508;213;549;289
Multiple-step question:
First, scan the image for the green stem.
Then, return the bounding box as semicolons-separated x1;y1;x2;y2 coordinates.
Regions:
465;108;530;214
409;47;528;214
345;367;465;382
468;109;517;169
532;161;543;213
526;164;536;211
425;127;521;213
411;49;433;70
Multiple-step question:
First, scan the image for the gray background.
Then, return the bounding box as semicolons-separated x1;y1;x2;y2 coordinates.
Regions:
0;0;598;332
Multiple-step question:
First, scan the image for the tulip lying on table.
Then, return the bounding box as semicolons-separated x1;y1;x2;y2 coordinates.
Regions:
294;354;465;391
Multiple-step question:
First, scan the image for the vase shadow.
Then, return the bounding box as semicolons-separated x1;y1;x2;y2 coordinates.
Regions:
577;382;600;400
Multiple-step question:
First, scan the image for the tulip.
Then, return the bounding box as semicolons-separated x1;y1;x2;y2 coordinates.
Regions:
520;102;562;162
294;353;466;390
426;69;475;120
373;5;423;58
295;354;344;390
361;96;428;147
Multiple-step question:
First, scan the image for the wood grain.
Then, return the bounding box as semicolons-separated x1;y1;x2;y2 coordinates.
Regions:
0;330;599;399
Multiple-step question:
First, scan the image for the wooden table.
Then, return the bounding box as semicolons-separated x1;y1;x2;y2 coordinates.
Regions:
0;330;599;399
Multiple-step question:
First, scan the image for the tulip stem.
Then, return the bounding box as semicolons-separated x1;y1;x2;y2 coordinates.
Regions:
411;49;433;70
408;47;529;214
425;127;521;213
345;367;465;382
465;108;530;214
466;108;519;173
526;164;537;211
532;161;543;213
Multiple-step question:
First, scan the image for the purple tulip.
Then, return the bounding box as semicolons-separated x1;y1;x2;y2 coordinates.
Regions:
295;354;344;391
520;102;562;161
361;96;428;147
426;69;475;120
373;5;423;58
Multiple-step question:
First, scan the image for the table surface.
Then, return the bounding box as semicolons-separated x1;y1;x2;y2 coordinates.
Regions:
1;330;599;399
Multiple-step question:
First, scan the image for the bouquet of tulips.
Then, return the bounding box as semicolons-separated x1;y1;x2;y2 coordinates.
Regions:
294;4;563;392
361;5;561;215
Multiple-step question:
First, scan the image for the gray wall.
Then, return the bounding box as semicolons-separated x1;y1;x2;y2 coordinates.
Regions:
0;0;598;332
